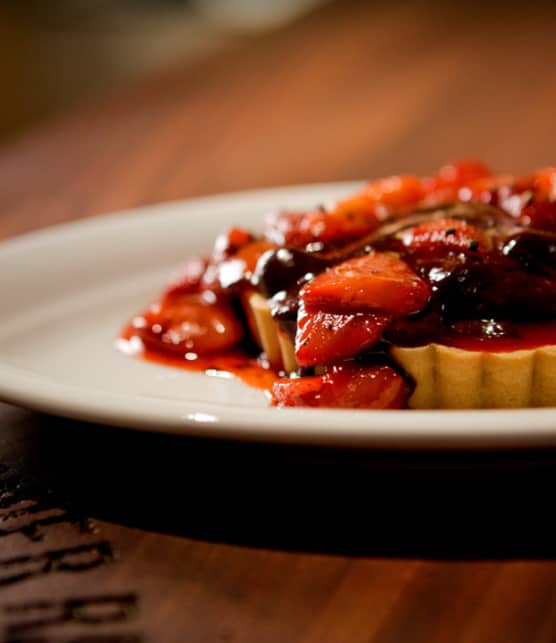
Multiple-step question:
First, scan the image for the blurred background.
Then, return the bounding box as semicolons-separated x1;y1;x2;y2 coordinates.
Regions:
0;0;323;141
1;0;555;153
1;0;556;239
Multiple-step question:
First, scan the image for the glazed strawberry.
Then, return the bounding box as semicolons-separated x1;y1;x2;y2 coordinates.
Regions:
234;239;277;273
295;303;390;366
457;174;515;206
271;364;410;409
511;167;556;201
212;227;254;261
264;211;305;247
399;219;487;257
300;252;431;316
271;371;324;406
265;176;425;248
501;168;556;229
422;161;494;206
205;239;276;290
136;292;243;355
335;175;425;217
425;159;493;192
532;167;556;200
487;168;556;219
264;208;381;247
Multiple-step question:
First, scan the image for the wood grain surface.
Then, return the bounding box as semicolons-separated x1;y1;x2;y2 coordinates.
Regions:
2;1;556;641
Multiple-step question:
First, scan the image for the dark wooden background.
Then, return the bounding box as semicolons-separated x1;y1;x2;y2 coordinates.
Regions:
2;1;556;641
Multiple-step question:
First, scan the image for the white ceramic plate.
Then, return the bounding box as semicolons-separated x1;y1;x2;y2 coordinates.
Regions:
1;183;556;449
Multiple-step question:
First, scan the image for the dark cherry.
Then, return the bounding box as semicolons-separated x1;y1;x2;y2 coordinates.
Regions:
253;247;331;297
501;230;556;278
439;264;556;321
384;308;447;347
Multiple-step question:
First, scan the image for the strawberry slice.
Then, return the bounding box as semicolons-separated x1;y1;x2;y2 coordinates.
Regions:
423;160;494;205
456;174;515;206
135;293;243;355
425;159;492;192
335;175;426;216
271;364;410;409
264;211;306;247
300;252;431;316
212;227;254;261
264;176;426;248
532;167;556;200
204;239;277;291
511;167;556;201
399;219;487;257
295;303;390;366
264;208;381;247
233;239;277;274
503;168;556;228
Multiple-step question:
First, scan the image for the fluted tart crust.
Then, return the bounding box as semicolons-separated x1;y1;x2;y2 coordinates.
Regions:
392;344;556;409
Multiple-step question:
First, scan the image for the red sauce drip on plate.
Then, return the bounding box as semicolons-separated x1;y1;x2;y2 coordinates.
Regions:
119;323;278;391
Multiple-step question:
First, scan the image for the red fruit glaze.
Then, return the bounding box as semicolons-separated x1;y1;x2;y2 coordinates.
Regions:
399;219;487;256
271;364;410;409
300;252;431;316
295;303;391;366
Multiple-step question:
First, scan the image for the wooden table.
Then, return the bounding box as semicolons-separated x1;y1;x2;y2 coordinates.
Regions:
2;1;556;640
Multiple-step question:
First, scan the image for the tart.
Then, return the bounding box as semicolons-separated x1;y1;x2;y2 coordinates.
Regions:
120;160;556;410
247;301;556;409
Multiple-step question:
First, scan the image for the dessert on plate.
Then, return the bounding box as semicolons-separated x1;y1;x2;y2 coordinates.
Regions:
120;160;556;409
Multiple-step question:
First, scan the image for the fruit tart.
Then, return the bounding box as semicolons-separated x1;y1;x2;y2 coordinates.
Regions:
120;160;556;410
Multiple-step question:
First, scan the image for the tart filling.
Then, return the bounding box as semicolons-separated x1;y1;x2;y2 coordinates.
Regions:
120;160;556;410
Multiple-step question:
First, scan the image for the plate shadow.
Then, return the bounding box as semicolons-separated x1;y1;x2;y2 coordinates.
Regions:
33;415;556;559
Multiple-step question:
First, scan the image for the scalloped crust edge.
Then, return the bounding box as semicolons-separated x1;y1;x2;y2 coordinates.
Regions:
392;344;556;409
247;293;556;409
